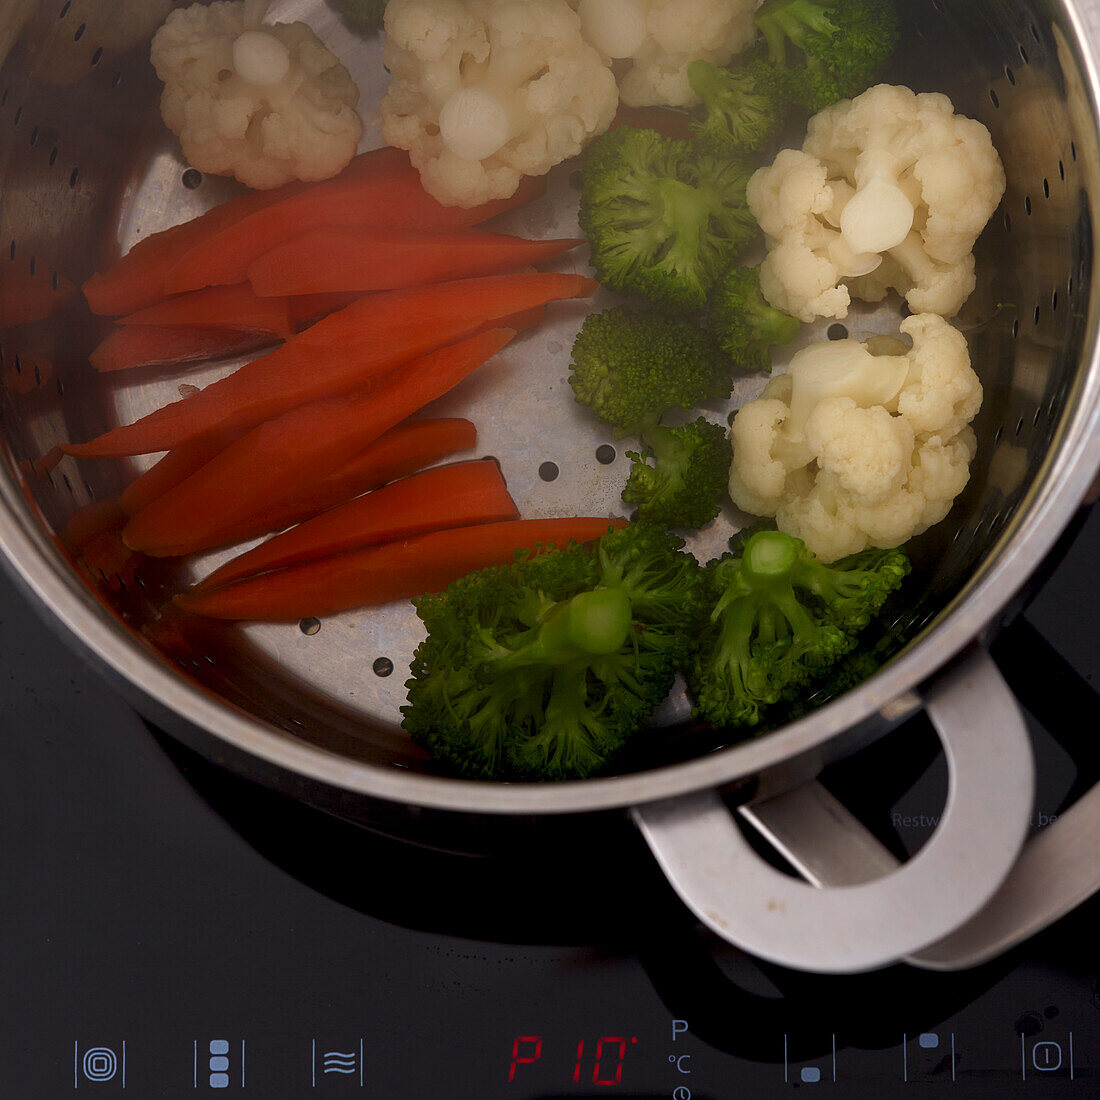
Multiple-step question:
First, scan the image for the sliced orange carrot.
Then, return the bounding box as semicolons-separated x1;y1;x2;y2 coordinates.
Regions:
81;145;406;316
167;165;548;295
119;428;249;516
176;517;628;621
60;498;127;554
80;529;141;588
157;417;478;553
30;446;64;477
65;273;595;457
249;227;584;297
90;325;278;373
121;330;516;554
288;290;365;331
120;283;293;338
193;459;517;585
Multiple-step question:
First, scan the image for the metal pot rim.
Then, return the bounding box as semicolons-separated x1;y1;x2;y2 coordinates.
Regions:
2;1;1100;818
2;335;1098;815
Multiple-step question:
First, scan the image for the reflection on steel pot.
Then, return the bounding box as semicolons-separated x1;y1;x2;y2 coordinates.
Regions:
0;0;1098;973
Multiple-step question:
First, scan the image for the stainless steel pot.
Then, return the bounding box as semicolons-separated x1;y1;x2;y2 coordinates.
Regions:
1;0;1098;973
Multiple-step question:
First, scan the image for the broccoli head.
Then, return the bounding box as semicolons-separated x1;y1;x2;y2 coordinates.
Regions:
686;530;908;728
579;126;759;313
623;417;731;530
569;307;730;436
754;0;899;112
709;264;800;373
687;53;792;156
792;544;912;633
328;0;388;32
402;524;705;781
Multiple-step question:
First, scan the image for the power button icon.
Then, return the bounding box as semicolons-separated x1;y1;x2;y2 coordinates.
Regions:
1032;1042;1062;1072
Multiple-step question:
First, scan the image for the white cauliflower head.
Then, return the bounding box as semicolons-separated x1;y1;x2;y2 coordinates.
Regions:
150;0;362;190
381;0;619;208
566;0;755;108
727;314;983;561
748;84;1006;322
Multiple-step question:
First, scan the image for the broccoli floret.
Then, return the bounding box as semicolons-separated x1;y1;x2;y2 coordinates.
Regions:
328;0;388;31
792;545;912;633
709;264;800;373
623;418;731;530
402;524;705;781
580;126;758;313
687;53;792;156
754;0;899;112
686;530;908;728
569;307;730;436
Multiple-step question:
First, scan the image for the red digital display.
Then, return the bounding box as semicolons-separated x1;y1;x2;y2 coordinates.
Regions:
510;1034;636;1086
508;1036;542;1082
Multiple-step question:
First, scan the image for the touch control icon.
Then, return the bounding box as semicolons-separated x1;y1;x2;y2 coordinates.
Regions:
1033;1042;1062;1072
1021;1032;1075;1080
74;1041;126;1088
194;1039;244;1089
311;1040;364;1087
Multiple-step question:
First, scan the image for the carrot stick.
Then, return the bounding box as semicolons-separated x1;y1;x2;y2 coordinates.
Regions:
155;417;478;553
248;227;584;297
60;498;127;553
119;428;249;516
176;517;628;621
80;528;141;589
90;325;277;373
288;290;364;331
166;164;547;295
193;459;517;585
121;330;516;554
65;273;595;457
82;145;407;316
120;283;293;338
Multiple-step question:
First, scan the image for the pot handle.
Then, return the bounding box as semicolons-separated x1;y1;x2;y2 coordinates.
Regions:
631;645;1035;974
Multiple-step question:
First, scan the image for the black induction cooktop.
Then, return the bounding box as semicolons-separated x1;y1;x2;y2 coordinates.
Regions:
1;507;1097;1098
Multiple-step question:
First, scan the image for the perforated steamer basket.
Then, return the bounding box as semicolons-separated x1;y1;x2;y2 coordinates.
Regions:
1;0;1099;973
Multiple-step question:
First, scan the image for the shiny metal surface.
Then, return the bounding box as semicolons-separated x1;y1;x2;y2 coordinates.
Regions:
633;646;1036;973
0;0;1098;824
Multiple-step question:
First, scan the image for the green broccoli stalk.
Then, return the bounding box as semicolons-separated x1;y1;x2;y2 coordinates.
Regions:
328;0;388;32
579;126;758;313
402;524;705;781
569;307;730;436
709;264;800;373
623;417;731;530
754;0;899;112
686;530;909;728
687;54;792;156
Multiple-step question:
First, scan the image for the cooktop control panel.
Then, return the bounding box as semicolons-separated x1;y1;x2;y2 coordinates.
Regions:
54;980;1100;1096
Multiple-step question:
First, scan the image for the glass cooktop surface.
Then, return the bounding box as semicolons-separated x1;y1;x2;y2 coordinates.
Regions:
1;509;1097;1098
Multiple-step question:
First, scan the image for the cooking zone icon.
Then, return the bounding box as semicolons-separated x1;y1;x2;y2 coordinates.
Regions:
311;1040;364;1087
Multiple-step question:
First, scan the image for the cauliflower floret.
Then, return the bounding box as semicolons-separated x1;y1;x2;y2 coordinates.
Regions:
804;399;915;505
151;0;362;190
566;0;755;108
381;0;618;208
894;313;983;439
747;149;879;322
728;314;983;561
747;84;1006;322
726;397;791;516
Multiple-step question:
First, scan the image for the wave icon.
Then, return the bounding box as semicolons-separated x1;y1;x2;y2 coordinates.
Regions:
322;1051;358;1075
